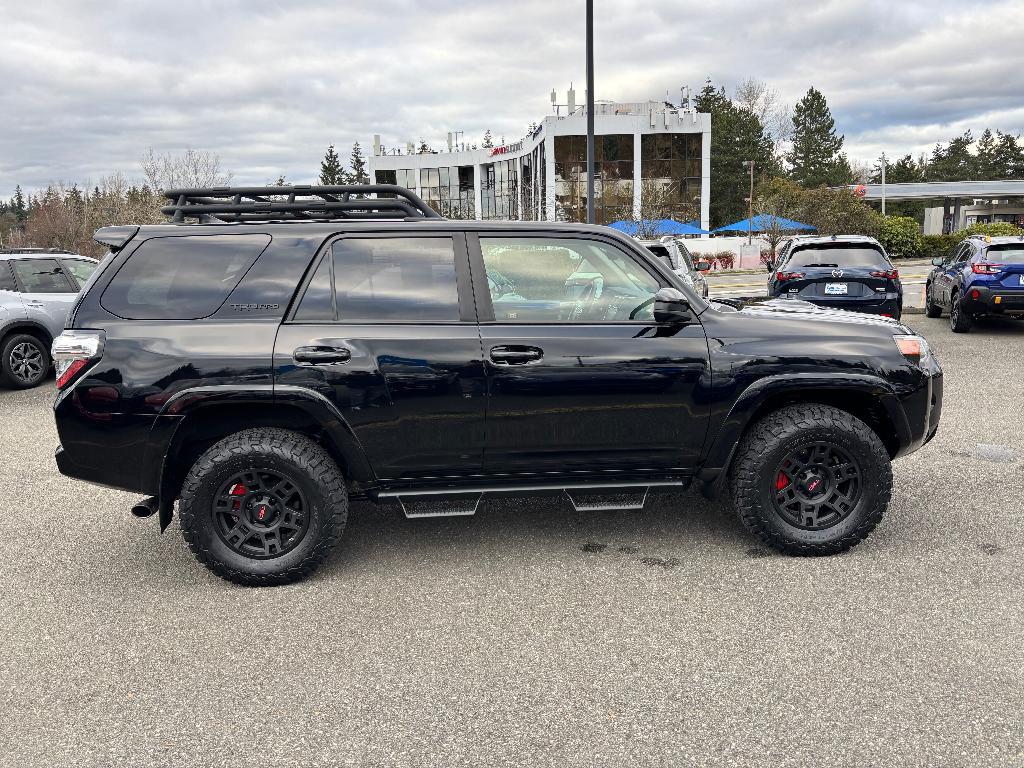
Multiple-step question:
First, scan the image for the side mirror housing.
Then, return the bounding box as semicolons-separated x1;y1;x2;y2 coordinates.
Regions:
694;260;712;271
653;287;692;324
931;257;944;266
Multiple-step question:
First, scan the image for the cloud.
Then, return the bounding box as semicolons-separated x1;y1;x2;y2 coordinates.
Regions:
1;0;1022;198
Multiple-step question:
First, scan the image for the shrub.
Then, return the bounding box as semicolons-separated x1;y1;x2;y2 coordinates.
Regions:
879;216;922;260
919;234;958;261
958;221;1024;239
759;249;775;270
715;251;735;270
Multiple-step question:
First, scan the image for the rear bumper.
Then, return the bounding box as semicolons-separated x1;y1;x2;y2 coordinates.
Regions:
960;285;1024;315
782;295;902;317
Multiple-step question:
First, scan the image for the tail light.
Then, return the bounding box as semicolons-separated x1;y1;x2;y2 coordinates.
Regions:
776;271;805;281
52;330;104;390
870;269;899;279
971;263;1003;275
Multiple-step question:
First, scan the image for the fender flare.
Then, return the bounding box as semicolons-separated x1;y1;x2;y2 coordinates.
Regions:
147;384;374;531
0;318;54;345
698;372;911;495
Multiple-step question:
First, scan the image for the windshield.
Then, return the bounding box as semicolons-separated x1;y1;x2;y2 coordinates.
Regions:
986;245;1024;264
785;245;890;269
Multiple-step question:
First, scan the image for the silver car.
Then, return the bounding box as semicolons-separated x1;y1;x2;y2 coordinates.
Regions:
637;237;710;298
0;249;99;388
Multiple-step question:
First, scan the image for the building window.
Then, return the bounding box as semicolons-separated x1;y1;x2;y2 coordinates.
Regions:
481;159;518;220
418;165;475;219
554;134;634;225
640;133;702;222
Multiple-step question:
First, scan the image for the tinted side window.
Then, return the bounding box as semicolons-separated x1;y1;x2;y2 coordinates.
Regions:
0;261;15;291
61;258;98;287
480;237;662;322
331;237;459;322
12;258;75;293
293;255;334;322
102;234;270;320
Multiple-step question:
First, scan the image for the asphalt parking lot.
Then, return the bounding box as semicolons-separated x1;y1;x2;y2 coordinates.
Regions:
1;316;1022;768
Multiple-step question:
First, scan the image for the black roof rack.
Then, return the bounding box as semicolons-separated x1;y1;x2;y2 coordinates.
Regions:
161;185;443;223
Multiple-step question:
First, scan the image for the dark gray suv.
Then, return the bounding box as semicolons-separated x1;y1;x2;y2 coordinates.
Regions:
0;249;99;388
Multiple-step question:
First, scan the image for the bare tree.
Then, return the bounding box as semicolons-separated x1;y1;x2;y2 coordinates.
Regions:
735;77;791;152
630;179;700;238
141;147;232;191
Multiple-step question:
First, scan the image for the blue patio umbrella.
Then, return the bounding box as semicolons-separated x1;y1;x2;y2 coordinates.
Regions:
712;215;816;233
609;219;711;237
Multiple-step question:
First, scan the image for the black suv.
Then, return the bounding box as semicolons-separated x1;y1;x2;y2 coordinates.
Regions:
52;186;942;585
769;235;903;319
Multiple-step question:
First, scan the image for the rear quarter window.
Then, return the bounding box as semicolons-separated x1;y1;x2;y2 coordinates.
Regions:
101;234;271;320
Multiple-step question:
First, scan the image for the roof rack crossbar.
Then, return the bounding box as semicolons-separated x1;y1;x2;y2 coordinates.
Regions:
161;185;442;223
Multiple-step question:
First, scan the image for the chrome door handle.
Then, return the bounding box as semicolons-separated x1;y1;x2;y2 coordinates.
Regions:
489;345;543;365
293;346;352;365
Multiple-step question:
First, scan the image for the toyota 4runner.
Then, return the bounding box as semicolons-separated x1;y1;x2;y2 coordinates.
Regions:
52;186;942;585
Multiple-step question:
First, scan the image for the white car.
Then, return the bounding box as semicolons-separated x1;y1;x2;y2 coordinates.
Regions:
637;237;710;298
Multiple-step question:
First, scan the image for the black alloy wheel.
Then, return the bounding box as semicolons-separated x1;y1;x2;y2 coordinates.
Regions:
771;442;862;530
213;468;310;559
950;292;972;333
178;428;348;586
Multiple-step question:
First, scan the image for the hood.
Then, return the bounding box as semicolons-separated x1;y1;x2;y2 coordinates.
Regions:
724;297;910;332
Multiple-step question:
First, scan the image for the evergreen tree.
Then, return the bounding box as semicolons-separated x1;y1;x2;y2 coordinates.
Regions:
925;131;976;181
694;79;779;227
349;142;369;184
319;144;345;185
12;185;27;222
992;132;1024;179
787;87;848;187
482;130;494;149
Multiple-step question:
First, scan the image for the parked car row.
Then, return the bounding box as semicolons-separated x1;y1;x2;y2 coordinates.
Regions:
0;249;98;388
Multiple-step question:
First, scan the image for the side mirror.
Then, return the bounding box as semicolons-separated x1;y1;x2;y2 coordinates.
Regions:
653;287;692;324
695;261;712;271
765;259;776;271
931;257;944;266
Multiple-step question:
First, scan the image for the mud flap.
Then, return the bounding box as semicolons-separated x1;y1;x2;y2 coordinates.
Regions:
158;496;175;532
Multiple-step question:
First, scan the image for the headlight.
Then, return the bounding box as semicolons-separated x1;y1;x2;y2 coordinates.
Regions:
893;334;932;368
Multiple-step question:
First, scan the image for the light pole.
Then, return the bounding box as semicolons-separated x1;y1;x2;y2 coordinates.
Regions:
585;0;595;224
743;160;755;245
879;151;887;216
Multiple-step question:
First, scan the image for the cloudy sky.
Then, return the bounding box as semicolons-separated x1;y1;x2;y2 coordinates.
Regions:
2;0;1023;198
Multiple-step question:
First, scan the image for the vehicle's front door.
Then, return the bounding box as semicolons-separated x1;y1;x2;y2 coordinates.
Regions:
9;257;78;337
937;243;971;305
274;233;487;481
469;233;711;476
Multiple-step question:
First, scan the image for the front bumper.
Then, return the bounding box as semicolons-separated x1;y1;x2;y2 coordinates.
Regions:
959;285;1024;315
895;358;943;458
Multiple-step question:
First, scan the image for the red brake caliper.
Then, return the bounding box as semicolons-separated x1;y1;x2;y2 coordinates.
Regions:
229;483;247;511
775;471;789;491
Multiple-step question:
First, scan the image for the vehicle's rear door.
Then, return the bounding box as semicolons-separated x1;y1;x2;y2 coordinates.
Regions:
468;232;710;475
9;257;78;337
273;232;486;481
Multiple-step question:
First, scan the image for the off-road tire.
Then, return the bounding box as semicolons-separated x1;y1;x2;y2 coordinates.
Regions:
924;283;942;318
949;292;972;333
179;428;347;586
730;404;892;556
1;333;50;389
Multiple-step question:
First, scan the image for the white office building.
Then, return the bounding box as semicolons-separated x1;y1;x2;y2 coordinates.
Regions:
367;91;711;229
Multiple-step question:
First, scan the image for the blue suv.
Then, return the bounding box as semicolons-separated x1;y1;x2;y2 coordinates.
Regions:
925;235;1024;332
768;235;903;319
